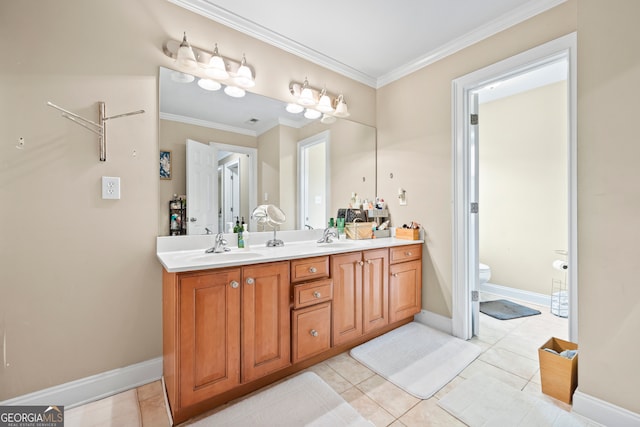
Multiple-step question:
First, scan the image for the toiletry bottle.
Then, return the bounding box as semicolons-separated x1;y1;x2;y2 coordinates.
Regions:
234;217;240;233
237;228;244;248
241;216;246;230
242;223;250;249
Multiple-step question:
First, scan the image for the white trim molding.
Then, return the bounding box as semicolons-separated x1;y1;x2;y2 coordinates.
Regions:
168;0;567;89
480;282;552;307
573;390;640;427
0;357;162;409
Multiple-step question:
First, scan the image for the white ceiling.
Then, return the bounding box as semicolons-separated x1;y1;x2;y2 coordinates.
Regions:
169;0;566;88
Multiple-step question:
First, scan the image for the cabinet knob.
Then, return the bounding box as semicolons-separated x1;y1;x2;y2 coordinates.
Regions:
358;261;364;266
309;267;317;273
405;251;412;256
310;329;319;337
313;291;321;298
230;280;239;289
392;273;398;277
246;277;255;285
367;259;372;264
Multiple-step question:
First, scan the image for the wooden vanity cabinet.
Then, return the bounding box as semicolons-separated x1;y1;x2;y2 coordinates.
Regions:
389;245;423;322
163;261;290;420
332;248;389;346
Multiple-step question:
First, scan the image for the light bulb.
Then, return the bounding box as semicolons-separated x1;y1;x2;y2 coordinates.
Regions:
317;89;334;113
333;94;350;118
224;85;246;98
304;108;322;119
286;103;304;114
298;78;316;106
233;55;255;88
206;44;229;80
197;78;221;91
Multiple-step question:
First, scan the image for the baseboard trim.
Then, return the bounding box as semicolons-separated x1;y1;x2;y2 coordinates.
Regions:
572;389;640;427
414;310;453;334
0;357;162;409
480;282;552;307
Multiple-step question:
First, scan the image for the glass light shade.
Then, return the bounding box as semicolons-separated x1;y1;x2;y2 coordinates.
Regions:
333;95;350;118
197;78;222;91
321;114;336;124
224;85;246;98
317;93;334;113
176;32;197;69
286;103;305;114
304;108;322;119
234;65;255;88
299;87;316;106
170;71;195;83
206;55;229;80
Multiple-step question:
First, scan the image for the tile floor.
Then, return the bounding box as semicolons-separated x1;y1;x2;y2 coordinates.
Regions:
65;294;595;426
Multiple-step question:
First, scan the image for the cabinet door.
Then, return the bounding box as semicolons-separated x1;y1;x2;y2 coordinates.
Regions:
241;261;291;383
389;260;422;323
363;248;389;334
179;269;241;408
332;252;363;346
292;302;332;363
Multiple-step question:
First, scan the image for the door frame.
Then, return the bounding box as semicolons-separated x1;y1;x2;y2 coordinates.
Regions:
297;130;331;229
451;32;578;341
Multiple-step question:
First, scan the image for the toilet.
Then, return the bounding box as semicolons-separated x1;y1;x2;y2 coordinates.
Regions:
479;263;492;285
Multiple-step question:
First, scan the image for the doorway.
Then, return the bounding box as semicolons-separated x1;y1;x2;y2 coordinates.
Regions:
452;33;577;342
298;131;330;230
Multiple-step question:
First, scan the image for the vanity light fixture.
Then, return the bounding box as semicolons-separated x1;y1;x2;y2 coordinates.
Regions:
288;79;349;121
176;32;197;69
163;33;256;98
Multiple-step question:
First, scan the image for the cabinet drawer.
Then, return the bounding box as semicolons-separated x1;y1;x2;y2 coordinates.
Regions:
291;256;330;283
292;302;332;363
293;279;333;309
390;244;422;264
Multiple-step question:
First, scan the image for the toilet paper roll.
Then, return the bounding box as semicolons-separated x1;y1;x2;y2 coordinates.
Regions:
552;260;568;271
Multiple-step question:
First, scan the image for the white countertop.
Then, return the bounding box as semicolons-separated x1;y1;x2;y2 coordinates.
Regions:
157;229;424;273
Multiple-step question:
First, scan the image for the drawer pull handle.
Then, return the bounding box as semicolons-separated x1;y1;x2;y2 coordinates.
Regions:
313;291;322;298
246;277;255;285
309;267;317;273
230;280;239;289
405;251;412;256
367;259;372;264
358;261;364;266
310;329;319;337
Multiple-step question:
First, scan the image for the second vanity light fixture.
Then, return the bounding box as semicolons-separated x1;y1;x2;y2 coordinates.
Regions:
164;32;255;98
288;78;350;124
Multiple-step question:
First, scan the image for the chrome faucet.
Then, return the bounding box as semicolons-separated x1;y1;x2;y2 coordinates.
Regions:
205;233;231;253
317;227;338;243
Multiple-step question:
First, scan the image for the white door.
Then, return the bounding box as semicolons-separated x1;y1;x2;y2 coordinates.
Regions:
298;132;329;229
223;160;240;225
186;139;218;235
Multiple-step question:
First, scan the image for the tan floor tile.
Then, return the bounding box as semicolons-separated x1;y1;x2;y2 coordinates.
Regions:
139;394;171;427
493;332;546;360
433;376;465;400
459;359;528;390
388;420;407;427
341;386;396;427
65;389;141;427
305;362;353;393
325;352;376;385
478;346;539;379
356;374;420;419
136;380;164;402
398;398;466;427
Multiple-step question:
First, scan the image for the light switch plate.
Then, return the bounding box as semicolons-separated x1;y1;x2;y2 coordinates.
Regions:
102;176;121;200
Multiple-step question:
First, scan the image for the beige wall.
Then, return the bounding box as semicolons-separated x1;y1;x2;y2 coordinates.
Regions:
257;126;281;211
376;0;577;319
577;0;640;414
0;0;373;400
479;82;568;296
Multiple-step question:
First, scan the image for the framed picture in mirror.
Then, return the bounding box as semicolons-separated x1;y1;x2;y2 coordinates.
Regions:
160;150;172;180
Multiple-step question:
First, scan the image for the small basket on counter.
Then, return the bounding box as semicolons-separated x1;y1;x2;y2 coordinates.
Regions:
345;222;377;240
394;222;422;240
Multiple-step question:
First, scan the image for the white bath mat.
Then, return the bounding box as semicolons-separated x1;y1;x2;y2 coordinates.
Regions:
188;372;373;427
438;374;586;426
350;322;481;399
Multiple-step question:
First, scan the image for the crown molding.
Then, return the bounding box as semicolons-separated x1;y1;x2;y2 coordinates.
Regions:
160;112;258;136
377;0;568;87
168;0;567;89
166;0;377;87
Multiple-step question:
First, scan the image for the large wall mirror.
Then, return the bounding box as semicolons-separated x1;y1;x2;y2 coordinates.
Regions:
158;67;376;235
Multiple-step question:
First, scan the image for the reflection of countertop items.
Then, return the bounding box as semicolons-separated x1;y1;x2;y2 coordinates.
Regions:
157;229;424;273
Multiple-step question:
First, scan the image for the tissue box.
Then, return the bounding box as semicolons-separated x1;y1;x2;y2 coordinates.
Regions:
395;228;420;240
538;337;578;403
